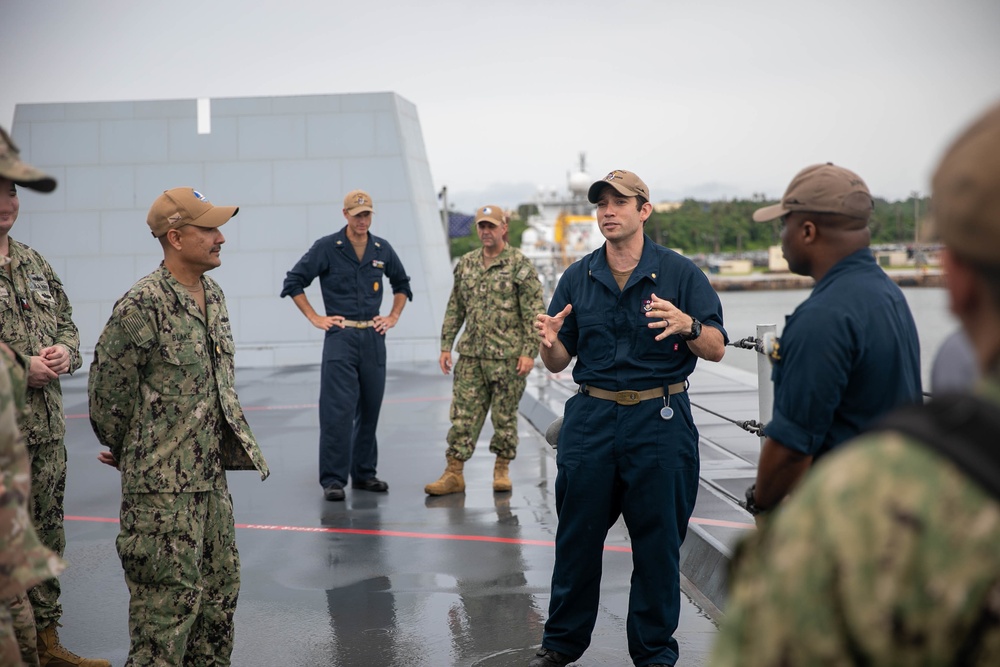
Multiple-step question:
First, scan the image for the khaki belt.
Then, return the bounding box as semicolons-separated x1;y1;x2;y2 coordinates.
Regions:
342;319;375;329
580;382;686;406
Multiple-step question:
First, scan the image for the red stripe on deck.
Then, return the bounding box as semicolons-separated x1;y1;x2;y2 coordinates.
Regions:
65;515;750;549
65;395;451;420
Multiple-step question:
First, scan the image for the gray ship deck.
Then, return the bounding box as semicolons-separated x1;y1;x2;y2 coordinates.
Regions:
53;359;758;666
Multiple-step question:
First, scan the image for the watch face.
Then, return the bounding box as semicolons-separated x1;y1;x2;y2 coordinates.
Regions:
682;318;701;340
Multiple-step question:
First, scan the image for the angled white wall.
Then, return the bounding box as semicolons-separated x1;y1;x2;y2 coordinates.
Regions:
11;93;452;367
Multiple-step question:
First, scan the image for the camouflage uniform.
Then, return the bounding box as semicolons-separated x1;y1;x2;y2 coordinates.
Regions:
0;238;80;632
88;264;269;667
0;335;66;665
441;245;543;461
710;371;1000;666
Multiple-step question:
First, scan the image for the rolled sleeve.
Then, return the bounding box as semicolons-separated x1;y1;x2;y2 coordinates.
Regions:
764;309;854;456
281;240;324;299
384;247;412;301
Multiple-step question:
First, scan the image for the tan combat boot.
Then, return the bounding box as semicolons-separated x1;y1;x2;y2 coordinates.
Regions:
424;455;465;495
37;625;111;667
493;457;512;492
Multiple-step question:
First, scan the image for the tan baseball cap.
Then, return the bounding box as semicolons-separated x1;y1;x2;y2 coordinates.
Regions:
588;169;650;203
753;163;874;222
344;189;374;215
147;187;239;238
0;127;56;193
931;102;1000;265
474;205;506;226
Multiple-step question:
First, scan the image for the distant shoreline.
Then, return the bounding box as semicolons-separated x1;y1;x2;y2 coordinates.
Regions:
709;268;945;292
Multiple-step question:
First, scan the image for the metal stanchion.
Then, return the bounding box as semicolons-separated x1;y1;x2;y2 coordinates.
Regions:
756;323;777;447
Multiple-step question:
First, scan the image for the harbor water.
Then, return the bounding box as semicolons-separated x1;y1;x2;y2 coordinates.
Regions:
718;287;952;388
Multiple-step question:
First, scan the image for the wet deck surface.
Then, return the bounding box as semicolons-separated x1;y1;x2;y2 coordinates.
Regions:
54;361;720;667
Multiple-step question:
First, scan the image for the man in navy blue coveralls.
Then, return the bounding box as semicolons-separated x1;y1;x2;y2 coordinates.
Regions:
281;189;412;501
742;164;922;517
532;170;727;667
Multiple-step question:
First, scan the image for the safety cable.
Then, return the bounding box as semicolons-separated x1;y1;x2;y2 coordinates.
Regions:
726;335;760;351
689;401;765;436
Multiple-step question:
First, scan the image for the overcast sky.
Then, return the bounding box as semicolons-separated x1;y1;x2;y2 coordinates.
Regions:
4;0;999;212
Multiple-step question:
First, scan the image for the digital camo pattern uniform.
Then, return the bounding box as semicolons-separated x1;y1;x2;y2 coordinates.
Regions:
89;264;268;667
441;245;543;460
0;239;80;629
710;374;1000;667
5;595;37;667
0;337;65;665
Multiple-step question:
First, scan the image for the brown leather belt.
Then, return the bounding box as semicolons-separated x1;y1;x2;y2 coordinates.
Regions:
580;382;686;406
342;319;375;329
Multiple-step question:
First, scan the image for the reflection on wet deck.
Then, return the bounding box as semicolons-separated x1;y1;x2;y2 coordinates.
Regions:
56;362;719;666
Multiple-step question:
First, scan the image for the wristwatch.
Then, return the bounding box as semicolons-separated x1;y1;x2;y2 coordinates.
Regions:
741;483;763;516
681;317;702;341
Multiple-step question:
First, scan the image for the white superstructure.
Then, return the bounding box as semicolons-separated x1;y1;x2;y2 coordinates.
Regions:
520;153;603;300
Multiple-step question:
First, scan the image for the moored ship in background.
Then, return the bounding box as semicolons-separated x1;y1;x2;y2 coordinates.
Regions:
520;153;603;301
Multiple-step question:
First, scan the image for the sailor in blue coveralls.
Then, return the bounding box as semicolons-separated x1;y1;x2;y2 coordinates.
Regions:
741;164;922;517
532;170;727;667
281;189;412;501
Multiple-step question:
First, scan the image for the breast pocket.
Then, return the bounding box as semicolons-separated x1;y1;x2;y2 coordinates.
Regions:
633;322;678;360
0;296;24;342
576;313;616;367
28;288;59;339
213;335;237;388
489;273;516;309
156;342;210;395
363;263;386;299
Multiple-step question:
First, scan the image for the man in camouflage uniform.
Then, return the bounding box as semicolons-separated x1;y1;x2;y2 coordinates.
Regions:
710;102;1000;666
0;127;106;667
89;188;269;666
0;340;65;667
0;130;68;667
425;204;543;496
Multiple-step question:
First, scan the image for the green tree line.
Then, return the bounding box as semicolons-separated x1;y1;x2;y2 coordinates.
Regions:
448;197;929;258
644;195;931;255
